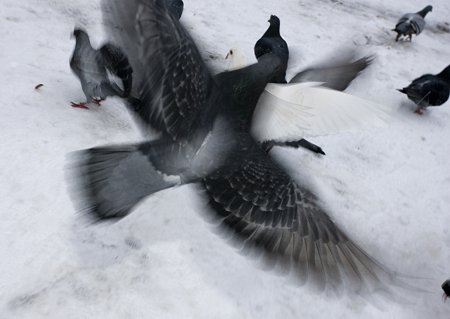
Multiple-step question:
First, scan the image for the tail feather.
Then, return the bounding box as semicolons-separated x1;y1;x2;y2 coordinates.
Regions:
67;142;181;221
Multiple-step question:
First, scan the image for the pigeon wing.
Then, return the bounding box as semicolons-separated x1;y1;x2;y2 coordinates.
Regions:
290;55;373;91
98;43;133;97
203;143;394;292
101;0;216;140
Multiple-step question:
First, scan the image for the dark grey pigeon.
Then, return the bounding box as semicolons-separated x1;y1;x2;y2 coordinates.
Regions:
70;0;400;294
254;15;289;83
70;28;133;109
398;64;450;114
168;0;183;19
392;5;432;42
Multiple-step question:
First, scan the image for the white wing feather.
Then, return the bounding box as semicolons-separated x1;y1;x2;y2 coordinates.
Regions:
251;82;391;142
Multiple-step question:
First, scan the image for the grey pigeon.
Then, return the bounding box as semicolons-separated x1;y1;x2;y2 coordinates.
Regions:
70;28;133;109
254;15;289;83
398;64;450;114
392;5;432;42
70;0;398;293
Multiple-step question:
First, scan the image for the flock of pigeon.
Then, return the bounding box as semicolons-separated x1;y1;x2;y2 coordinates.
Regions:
67;0;449;298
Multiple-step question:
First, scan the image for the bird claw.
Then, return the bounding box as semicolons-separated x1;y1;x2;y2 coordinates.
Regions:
70;101;89;109
414;108;424;115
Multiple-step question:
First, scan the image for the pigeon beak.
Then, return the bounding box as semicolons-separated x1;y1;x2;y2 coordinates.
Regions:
225;52;230;59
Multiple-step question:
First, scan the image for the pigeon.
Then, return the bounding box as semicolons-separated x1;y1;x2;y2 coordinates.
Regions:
398;64;450;114
442;279;450;301
392;5;432;42
225;48;387;154
254;15;289;83
167;0;183;19
70;0;399;294
70;28;133;109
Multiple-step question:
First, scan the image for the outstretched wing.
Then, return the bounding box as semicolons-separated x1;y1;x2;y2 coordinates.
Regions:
203;144;394;292
290;55;373;91
101;0;216;140
251;82;390;142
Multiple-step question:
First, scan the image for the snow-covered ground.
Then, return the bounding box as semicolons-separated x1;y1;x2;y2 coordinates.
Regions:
1;0;450;318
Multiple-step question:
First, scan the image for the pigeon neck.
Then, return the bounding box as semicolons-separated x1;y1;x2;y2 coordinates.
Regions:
437;65;450;82
417;6;432;18
263;23;280;37
75;33;91;47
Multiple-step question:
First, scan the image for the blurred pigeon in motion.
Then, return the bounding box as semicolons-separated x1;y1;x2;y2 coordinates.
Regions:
289;54;373;91
254;15;289;83
69;0;400;294
226;48;387;154
442;279;450;301
167;0;183;19
392;5;432;42
398;64;450;114
70;28;133;109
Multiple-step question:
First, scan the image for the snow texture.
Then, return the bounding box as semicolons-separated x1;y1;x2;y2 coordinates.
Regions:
1;0;450;318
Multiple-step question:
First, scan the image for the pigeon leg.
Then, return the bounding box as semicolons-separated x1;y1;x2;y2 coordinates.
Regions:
414;107;424;115
70;101;89;109
93;98;104;106
395;33;400;42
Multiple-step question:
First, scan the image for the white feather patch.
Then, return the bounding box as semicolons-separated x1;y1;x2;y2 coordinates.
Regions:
251;82;391;142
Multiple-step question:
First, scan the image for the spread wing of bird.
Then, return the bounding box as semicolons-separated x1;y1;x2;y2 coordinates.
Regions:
289;55;373;91
251;82;390;142
203;142;394;292
101;0;217;140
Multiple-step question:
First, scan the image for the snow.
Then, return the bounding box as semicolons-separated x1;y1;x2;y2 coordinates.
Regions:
1;0;450;318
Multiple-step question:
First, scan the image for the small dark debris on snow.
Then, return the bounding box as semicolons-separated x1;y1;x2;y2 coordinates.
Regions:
34;84;44;90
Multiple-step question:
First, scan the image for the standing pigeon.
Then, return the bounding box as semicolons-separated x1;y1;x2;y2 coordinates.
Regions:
254;15;289;83
70;28;133;109
392;5;432;42
70;0;400;293
398;64;450;114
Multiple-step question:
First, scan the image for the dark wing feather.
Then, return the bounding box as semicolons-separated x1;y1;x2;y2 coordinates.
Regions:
98;43;133;97
290;55;373;91
203;145;394;292
101;0;216;140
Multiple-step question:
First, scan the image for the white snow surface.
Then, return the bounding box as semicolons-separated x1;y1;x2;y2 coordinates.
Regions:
1;0;450;318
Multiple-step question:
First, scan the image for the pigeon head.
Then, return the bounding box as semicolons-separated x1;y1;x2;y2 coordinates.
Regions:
417;5;433;17
437;64;450;82
268;15;280;27
225;47;247;70
72;28;88;39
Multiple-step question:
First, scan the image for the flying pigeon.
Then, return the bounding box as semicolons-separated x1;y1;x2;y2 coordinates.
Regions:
225;48;388;153
254;15;289;83
398;64;450;114
70;0;399;294
70;28;133;109
392;5;432;42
